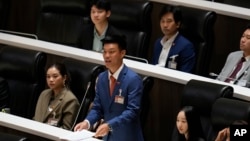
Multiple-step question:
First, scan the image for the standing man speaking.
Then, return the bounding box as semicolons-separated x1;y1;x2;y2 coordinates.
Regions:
74;34;144;141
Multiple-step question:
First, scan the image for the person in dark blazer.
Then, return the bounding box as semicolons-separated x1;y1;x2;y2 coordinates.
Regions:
33;63;79;130
77;0;120;52
152;5;195;73
217;24;250;87
74;34;144;141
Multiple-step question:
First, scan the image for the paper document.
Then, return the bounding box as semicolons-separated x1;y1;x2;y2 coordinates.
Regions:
60;130;100;141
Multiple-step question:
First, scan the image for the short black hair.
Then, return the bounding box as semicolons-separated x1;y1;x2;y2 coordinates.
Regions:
101;34;127;51
90;0;111;11
245;23;250;30
159;5;182;24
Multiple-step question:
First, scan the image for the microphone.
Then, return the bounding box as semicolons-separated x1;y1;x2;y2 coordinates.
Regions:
209;72;235;81
0;29;38;40
209;72;250;87
71;81;91;131
209;72;220;77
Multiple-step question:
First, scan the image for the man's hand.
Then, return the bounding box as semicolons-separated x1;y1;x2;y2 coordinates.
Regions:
94;123;110;137
74;120;89;132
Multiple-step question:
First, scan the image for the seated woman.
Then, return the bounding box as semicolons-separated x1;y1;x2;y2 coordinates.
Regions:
33;62;80;130
173;106;206;141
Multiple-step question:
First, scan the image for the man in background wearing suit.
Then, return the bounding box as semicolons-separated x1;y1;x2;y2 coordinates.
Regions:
77;0;120;52
151;5;195;73
217;24;250;87
74;34;144;141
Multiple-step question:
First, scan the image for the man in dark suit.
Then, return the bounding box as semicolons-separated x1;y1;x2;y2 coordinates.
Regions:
217;24;250;87
77;0;120;52
152;5;195;73
0;77;9;110
74;34;144;141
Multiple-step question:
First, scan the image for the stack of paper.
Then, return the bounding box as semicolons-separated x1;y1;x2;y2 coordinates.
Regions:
60;130;101;141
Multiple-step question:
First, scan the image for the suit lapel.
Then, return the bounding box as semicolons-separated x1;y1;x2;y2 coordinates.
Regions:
236;60;250;80
43;89;65;122
222;55;241;81
103;72;110;97
165;34;180;67
108;66;127;108
40;92;52;122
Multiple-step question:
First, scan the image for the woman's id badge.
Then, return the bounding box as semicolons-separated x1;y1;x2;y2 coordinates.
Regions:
47;112;58;126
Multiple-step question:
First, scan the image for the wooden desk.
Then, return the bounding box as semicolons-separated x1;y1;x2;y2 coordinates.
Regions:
0;112;100;141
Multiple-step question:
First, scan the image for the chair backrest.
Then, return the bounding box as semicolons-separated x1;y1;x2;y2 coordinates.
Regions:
0;46;47;119
211;98;250;132
215;0;250;8
36;0;90;46
179;6;217;76
181;79;233;141
108;0;153;60
0;0;10;29
0;77;9;110
63;58;105;125
140;76;154;129
0;132;28;141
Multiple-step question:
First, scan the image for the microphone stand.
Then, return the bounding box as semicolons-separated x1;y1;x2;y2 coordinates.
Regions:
71;82;91;131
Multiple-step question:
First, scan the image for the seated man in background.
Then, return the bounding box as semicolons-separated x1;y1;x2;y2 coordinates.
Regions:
217;24;250;87
151;5;195;73
74;34;144;141
77;0;120;52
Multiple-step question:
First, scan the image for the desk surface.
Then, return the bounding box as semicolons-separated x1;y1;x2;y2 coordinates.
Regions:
150;0;250;20
0;112;100;141
0;112;71;140
0;33;249;101
1;32;250;101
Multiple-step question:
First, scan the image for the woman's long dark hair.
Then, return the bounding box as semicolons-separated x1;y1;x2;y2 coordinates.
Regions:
177;106;206;141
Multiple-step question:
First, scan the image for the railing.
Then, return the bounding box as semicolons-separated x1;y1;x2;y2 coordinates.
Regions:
150;0;250;19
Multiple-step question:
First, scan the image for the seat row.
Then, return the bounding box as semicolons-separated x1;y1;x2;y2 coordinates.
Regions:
0;0;218;77
1;46;249;140
36;0;217;77
177;79;250;141
0;46;154;128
